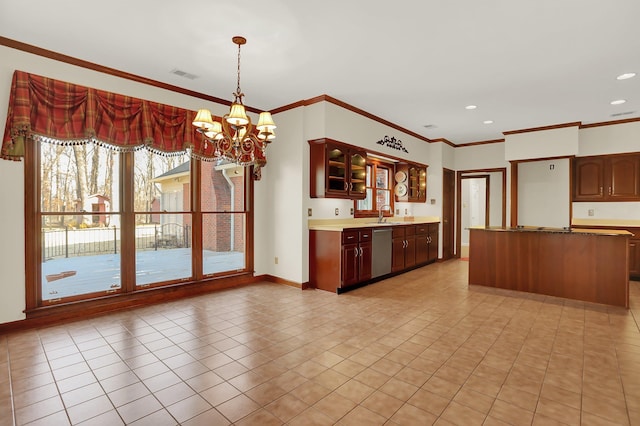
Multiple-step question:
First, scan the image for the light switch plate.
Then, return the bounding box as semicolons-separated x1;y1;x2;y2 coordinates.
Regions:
335;208;339;216
308;208;312;217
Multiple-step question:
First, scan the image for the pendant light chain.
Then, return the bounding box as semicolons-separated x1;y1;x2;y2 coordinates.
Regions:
235;41;244;104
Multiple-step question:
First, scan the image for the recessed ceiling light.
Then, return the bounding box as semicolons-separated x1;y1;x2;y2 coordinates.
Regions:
465;105;477;110
610;99;627;105
616;72;636;80
483;120;494;124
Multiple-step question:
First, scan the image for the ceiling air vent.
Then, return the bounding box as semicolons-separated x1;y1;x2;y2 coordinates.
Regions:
610;111;636;117
170;69;198;80
423;124;437;129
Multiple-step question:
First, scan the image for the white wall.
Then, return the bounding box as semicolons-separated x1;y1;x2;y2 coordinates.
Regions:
0;160;24;324
578;121;640;156
487;171;503;227
517;159;571;228
505;126;579;161
254;107;306;283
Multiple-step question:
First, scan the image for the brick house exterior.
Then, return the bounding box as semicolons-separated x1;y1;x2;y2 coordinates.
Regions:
154;161;245;253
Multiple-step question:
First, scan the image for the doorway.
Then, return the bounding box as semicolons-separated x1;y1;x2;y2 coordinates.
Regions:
456;168;507;258
460;175;489;258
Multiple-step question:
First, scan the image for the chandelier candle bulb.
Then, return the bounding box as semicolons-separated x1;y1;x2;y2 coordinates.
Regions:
192;36;276;168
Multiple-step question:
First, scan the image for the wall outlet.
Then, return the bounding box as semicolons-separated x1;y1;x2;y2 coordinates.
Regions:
404;208;408;215
308;208;312;217
274;256;278;264
588;209;594;216
335;208;339;216
350;208;354;215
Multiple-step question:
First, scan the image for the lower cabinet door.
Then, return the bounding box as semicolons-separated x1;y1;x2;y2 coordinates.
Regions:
428;225;439;262
392;238;406;272
405;236;416;268
342;243;359;287
359;242;373;282
415;234;428;264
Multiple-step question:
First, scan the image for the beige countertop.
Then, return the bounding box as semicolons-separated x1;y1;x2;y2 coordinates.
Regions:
308;216;440;231
470;226;633;236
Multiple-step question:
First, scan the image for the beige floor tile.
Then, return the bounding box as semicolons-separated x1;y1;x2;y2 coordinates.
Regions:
440;401;487;425
0;261;637;425
488;398;534;426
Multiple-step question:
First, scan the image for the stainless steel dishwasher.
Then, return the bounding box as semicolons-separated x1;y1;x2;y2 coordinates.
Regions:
372;228;392;278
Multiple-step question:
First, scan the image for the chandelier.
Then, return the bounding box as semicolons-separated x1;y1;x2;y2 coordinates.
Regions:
192;36;276;167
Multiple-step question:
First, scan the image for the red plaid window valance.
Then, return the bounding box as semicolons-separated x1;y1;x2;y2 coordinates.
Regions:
1;70;266;167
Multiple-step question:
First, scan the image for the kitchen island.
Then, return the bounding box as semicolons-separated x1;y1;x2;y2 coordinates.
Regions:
468;226;632;308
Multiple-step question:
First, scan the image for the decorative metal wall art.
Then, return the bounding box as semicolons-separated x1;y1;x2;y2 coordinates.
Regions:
376;135;408;153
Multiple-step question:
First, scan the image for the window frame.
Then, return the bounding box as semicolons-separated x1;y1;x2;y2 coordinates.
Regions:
354;159;395;218
24;139;255;312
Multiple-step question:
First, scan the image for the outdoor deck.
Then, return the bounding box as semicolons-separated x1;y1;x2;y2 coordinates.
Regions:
41;248;244;300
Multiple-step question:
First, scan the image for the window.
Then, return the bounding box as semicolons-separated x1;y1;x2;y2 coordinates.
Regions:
4;71;257;312
40;142;121;301
133;150;192;287
354;160;394;217
32;140;252;307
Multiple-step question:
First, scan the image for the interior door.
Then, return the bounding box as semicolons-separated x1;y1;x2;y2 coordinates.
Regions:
442;168;455;260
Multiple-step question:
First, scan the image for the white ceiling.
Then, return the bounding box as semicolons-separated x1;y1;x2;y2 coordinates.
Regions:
2;0;639;144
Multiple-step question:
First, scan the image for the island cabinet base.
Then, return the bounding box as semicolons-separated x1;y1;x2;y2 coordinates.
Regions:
469;228;630;308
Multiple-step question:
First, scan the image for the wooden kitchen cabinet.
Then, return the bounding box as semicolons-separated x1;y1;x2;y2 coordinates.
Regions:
427;223;439;262
310;222;440;293
392;225;416;272
309;228;372;293
573;154;640;201
309;138;367;199
395;163;427;203
572;225;639;280
408;165;427;202
416;223;439;265
415;226;428;265
341;229;372;287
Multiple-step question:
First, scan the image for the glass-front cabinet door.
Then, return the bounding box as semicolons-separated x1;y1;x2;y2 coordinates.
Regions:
407;165;427;202
349;150;367;198
327;144;347;193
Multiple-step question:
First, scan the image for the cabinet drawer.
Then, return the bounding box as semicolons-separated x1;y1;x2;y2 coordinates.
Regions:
392;227;405;238
360;230;372;242
343;230;359;244
404;225;416;237
416;225;428;235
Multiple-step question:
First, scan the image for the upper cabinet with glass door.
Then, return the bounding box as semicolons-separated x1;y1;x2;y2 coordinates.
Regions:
395;162;427;203
309;138;367;199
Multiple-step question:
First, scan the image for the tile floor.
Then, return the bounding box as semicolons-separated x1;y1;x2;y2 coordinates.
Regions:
1;259;639;425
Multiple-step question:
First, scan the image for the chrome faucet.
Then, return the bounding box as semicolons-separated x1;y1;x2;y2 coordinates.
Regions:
378;204;392;223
